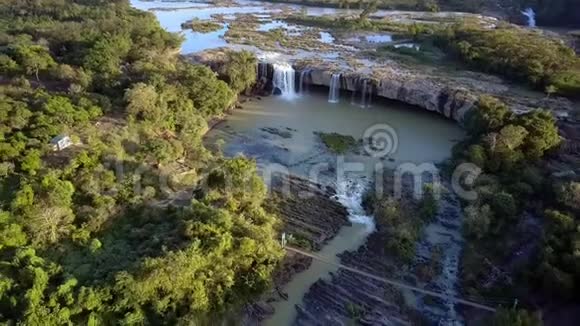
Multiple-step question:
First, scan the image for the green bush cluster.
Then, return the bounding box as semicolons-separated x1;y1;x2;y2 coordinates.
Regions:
454;95;580;302
317;132;357;154
458;96;560;239
372;184;438;263
375;197;422;262
181;19;224;33
435;24;580;96
217;50;258;94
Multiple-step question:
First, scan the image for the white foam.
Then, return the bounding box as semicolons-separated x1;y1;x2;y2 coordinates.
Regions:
334;179;376;233
272;63;297;100
257;51;282;63
328;73;341;103
522;8;536;28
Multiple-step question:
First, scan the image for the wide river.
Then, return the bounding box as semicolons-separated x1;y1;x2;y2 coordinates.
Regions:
130;1;465;324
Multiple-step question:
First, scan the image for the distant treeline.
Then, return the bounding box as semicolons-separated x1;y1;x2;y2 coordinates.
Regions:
529;0;580;28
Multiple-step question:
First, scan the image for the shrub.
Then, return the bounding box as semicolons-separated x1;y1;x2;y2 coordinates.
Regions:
317;132;357;154
490;191;517;220
463;204;492;239
467;95;513;135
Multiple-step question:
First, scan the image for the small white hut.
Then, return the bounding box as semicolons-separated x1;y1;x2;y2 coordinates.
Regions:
50;135;73;151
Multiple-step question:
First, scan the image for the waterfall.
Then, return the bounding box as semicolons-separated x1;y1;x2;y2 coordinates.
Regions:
257;62;268;80
361;79;369;108
335;179;375;231
521;8;536;27
364;80;373;108
328;73;341;103
298;69;311;94
272;63;297;99
351;77;359;105
352;79;373;108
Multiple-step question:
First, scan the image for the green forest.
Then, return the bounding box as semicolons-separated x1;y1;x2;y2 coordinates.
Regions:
454;95;580;304
435;22;580;97
266;0;580;27
0;0;282;324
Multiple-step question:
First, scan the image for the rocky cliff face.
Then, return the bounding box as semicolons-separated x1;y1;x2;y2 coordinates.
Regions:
308;69;478;123
302;66;574;123
263;63;570;125
189;50;574;125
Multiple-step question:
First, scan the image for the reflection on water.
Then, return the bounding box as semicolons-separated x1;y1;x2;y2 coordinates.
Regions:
258;20;300;31
131;2;268;31
130;0;270;53
319;31;335;43
129;0;208;10
394;42;421;50
182;26;229;53
130;0;386;54
207;92;464;172
365;34;394;43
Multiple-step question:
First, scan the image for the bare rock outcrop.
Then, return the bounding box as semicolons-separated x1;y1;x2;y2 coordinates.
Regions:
269;174;351;250
190;48;575;126
305;66;574;124
309;68;477;123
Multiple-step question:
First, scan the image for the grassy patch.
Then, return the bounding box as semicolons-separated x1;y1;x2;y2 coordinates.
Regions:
363;37;444;62
285;14;415;33
181;19;223;33
286;233;313;250
224;20;336;52
316;132;357;154
434;23;580;96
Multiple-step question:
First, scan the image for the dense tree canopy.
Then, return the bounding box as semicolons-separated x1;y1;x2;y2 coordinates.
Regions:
0;0;277;324
456;95;580;306
435;23;580;96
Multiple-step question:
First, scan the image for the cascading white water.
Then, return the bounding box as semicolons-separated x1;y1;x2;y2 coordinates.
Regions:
298;69;310;94
334;179;375;232
367;82;373;108
361;79;369;108
351;77;359;105
354;79;373;108
257;62;268;80
272;63;297;99
522;8;536;27
328;73;341;103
